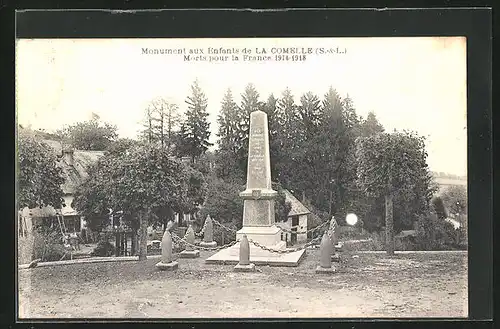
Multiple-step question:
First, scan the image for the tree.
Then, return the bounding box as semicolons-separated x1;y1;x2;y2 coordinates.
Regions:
237;83;262;174
177;80;212;163
291;92;324;201
56;115;118;151
262;94;281;180
274;88;300;188
72;143;207;260
441;185;467;216
215;89;244;179
355;130;433;255
415;210;458;250
360;111;384;137
140;97;180;152
431;196;448;220
315;87;349;216
105;138;140;157
17;129;65;210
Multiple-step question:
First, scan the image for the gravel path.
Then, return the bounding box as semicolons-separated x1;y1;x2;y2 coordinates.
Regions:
18;250;468;319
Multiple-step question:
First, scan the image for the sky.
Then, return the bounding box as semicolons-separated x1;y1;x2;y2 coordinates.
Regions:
16;37;467;176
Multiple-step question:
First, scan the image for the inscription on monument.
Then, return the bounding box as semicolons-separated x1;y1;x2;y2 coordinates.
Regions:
248;122;266;189
241;110;277;226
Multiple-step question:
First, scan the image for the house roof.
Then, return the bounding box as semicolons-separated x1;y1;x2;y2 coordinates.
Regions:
59;150;104;194
283;190;311;216
43;139;105;194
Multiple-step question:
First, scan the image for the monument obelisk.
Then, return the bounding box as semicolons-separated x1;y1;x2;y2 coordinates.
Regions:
205;110;304;266
235;110;286;250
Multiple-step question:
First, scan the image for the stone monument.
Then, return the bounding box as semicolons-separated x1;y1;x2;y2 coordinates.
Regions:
179;225;200;258
199;215;217;248
328;216;341;262
233;234;256;272
206;110;305;266
315;232;336;274
155;229;178;271
235;110;286;250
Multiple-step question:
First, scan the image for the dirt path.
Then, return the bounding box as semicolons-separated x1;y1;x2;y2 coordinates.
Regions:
18;250;468;318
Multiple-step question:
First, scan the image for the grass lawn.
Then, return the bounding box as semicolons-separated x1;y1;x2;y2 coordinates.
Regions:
18;249;468;319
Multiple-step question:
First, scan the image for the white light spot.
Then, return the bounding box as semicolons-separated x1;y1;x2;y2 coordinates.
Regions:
346;213;358;226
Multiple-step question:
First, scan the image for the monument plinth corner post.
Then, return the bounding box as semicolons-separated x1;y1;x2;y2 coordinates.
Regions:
234;234;256;272
200;215;217;248
180;224;200;258
155;229;178;271
236;110;285;250
316;232;336;274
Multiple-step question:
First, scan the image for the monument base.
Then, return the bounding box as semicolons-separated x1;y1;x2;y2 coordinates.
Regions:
155;261;179;271
180;250;200;258
199;241;217;248
315;265;336;274
206;241;305;267
236;226;284;247
234;263;256;272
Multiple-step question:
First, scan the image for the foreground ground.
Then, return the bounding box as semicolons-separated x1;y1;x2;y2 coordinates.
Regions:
18;250;468;319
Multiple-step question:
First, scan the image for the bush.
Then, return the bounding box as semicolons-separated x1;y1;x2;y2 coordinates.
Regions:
342;231;385;251
90;240;115;257
212;222;237;246
415;211;459;250
32;227;67;262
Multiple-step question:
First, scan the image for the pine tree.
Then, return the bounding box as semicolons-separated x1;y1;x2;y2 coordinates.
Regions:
178;80;212;163
215;88;243;179
319;87;346;215
263;94;280;180
360;111;385;137
298;91;323;139
274;88;300;191
294;92;324;200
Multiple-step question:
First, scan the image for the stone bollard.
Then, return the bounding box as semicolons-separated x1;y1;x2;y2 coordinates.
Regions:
316;233;336;274
199;215;217;248
180;224;200;258
155;229;178;271
234;234;255;272
328;216;342;262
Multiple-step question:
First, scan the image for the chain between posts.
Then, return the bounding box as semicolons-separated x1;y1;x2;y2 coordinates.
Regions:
210;217;330;235
171;232;238;251
275;220;330;235
187;217;332;254
211;218;238;233
172;231;323;254
247;234;323;254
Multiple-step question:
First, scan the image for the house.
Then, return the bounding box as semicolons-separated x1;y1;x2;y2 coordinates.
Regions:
277;190;312;245
19;141;105;237
19;137;196;240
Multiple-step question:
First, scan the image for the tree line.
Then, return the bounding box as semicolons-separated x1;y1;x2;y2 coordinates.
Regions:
18;79;468;257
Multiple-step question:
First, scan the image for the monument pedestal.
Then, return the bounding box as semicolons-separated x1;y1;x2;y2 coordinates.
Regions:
155;261;179;271
180;250;200;258
234;263;256;272
205;241;305;266
199;241;217;248
236;226;285;247
205;110;306;267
